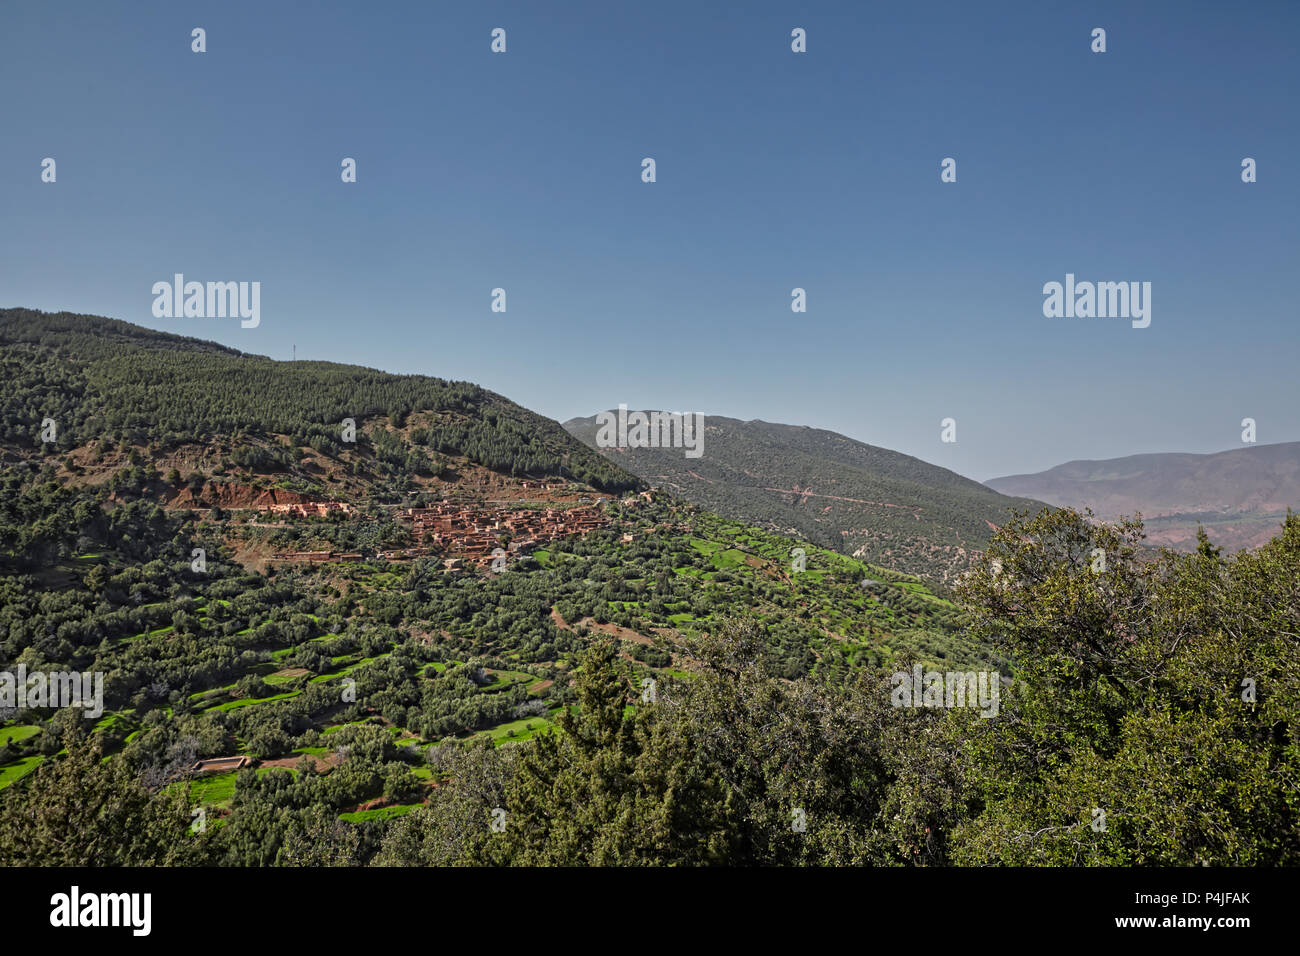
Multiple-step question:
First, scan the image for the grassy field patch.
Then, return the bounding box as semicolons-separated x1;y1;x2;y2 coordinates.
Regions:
0;755;44;790
338;803;421;823
189;771;238;807
207;691;301;712
0;725;41;746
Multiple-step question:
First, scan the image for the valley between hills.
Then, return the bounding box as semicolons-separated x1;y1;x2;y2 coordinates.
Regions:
1;309;1296;867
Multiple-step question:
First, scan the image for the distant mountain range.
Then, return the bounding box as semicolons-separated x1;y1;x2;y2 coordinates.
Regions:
986;443;1300;552
563;412;1045;582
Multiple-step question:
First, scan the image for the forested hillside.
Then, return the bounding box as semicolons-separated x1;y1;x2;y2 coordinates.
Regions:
564;412;1045;581
3;477;1294;865
0;309;639;494
0;456;991;863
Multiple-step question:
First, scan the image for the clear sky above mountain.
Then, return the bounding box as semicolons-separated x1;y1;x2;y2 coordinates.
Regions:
3;0;1296;480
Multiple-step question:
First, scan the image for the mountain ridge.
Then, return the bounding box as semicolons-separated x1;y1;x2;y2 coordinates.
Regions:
1;308;643;498
986;442;1300;551
564;410;1047;582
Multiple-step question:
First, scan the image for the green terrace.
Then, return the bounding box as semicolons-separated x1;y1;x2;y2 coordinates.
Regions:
0;472;987;839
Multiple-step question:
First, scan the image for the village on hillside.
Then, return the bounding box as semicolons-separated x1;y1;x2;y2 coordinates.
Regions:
263;490;658;569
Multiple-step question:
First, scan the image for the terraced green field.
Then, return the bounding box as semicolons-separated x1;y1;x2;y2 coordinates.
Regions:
473;714;558;746
188;771;238;807
0;724;40;746
338;804;420;823
0;755;44;790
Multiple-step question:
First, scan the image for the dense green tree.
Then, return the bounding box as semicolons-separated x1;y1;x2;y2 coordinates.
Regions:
0;730;198;866
949;508;1300;865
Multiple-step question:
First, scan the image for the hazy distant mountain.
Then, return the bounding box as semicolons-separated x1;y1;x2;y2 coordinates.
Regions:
986;443;1300;552
563;412;1045;582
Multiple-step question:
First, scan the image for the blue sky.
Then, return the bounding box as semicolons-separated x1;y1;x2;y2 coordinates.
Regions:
2;0;1296;481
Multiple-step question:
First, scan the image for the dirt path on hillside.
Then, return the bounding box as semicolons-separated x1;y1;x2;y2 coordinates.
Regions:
763;487;923;513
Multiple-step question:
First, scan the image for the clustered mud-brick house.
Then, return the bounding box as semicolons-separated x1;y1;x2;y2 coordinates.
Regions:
394;502;609;566
265;499;612;568
519;478;568;490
